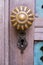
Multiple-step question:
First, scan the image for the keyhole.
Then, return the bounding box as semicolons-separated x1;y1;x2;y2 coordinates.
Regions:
21;39;24;47
40;46;43;52
40;56;43;62
41;5;43;9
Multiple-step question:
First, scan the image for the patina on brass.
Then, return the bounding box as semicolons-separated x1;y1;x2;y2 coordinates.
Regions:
10;6;34;31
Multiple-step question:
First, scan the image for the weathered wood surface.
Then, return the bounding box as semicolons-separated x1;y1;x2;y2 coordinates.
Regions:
0;0;4;65
35;28;43;33
4;0;9;65
0;0;9;65
34;18;43;27
0;0;43;65
34;33;43;40
10;0;34;65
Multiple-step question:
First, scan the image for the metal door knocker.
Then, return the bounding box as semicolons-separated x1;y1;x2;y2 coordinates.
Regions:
10;6;34;53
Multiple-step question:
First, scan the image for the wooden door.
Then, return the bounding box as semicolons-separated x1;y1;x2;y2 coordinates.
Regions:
1;0;43;65
9;0;34;65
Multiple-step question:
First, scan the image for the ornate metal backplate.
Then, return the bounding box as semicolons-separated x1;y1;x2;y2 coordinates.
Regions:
17;31;28;53
10;6;34;54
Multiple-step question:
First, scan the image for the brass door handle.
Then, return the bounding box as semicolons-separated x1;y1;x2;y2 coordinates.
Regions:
10;6;34;53
10;6;34;31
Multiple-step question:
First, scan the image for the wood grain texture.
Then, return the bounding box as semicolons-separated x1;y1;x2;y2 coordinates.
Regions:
35;28;43;33
9;0;34;65
34;18;43;27
4;0;9;65
0;0;5;65
23;25;34;65
0;0;43;65
34;33;43;40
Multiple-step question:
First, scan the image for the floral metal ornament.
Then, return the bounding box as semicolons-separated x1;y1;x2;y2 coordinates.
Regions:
10;6;34;31
10;6;34;54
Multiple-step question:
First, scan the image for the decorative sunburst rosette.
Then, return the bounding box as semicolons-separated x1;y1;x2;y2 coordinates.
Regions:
10;6;34;31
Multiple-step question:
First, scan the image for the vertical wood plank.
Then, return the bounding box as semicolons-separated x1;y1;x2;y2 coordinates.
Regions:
23;24;34;65
0;0;4;65
4;0;9;65
9;0;34;65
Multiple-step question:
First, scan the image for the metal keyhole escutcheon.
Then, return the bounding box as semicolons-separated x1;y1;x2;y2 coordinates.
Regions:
17;31;28;54
10;6;34;54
